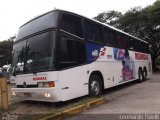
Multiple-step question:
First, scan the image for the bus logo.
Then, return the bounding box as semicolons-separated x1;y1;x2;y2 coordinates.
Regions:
100;47;107;56
92;50;98;57
135;53;148;60
33;77;47;81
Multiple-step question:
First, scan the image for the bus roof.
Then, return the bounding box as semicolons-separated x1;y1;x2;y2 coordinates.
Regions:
20;9;148;44
20;9;59;28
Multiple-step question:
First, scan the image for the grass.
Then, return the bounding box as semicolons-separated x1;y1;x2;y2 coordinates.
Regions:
3;96;103;120
15;114;48;120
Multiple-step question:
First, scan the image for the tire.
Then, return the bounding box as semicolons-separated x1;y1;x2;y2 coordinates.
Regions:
143;69;147;80
89;75;102;97
138;69;144;83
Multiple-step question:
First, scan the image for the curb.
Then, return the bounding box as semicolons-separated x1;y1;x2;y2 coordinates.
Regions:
40;98;106;120
87;98;106;109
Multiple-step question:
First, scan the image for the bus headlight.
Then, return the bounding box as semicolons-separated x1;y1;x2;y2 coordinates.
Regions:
12;92;16;96
44;92;51;98
38;82;55;88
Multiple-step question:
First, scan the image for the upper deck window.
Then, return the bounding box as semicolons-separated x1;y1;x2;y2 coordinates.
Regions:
116;33;126;48
60;13;83;38
103;27;116;46
127;37;135;50
84;20;103;43
16;11;59;41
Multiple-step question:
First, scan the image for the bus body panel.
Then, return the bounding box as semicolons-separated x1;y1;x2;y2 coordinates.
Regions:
58;65;89;101
11;45;152;102
11;10;152;102
12;87;61;102
11;71;62;102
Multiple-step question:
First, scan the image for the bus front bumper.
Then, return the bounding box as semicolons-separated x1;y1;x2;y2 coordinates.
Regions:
11;88;61;102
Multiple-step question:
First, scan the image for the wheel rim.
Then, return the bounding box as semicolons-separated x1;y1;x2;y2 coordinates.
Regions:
91;80;100;95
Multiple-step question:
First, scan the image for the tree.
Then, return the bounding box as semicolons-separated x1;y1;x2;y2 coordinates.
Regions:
94;0;160;71
94;10;122;26
0;39;14;67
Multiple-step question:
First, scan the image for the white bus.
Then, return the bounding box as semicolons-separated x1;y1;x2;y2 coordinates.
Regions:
11;9;152;102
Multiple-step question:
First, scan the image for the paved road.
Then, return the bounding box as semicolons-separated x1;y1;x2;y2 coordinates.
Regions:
67;73;160;120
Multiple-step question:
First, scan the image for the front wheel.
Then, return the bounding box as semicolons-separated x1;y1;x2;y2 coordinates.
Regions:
89;75;102;97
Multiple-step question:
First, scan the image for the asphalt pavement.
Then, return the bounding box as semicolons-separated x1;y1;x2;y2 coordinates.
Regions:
67;73;160;120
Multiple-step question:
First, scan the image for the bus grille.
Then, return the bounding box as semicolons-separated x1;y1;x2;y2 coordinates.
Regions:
17;85;38;88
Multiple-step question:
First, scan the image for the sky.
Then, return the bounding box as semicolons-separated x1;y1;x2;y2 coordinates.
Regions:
0;0;157;41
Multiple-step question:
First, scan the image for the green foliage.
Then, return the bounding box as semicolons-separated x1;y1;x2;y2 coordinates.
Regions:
94;10;122;25
156;60;160;66
0;40;14;67
94;0;160;71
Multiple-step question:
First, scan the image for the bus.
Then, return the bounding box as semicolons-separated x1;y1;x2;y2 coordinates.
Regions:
10;9;152;102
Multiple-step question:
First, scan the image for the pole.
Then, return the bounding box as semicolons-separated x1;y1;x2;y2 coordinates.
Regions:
0;77;8;111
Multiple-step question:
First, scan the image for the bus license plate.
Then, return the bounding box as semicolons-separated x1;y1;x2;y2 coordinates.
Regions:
24;93;32;97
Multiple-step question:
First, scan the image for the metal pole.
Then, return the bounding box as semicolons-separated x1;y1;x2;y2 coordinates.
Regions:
0;77;8;111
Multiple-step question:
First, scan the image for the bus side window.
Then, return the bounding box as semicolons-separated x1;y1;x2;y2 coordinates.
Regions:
93;23;103;42
84;20;94;40
75;41;86;64
84;20;103;43
128;37;135;50
116;33;126;49
135;40;140;52
58;34;86;69
144;43;149;53
103;28;116;46
60;13;83;38
140;41;149;53
59;35;76;63
141;42;144;53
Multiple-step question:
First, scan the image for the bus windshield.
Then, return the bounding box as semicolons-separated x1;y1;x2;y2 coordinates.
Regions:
16;11;59;40
12;31;55;74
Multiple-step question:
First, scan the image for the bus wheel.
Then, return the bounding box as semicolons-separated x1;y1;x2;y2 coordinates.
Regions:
143;69;147;80
138;69;144;83
89;75;102;97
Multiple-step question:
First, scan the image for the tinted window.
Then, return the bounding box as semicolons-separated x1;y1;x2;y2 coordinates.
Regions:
143;42;149;53
134;40;141;52
17;11;59;40
60;13;83;38
139;41;149;53
116;33;126;48
93;24;103;42
59;34;86;69
76;41;86;63
103;28;116;46
12;40;27;73
25;32;54;72
84;20;103;42
84;20;94;40
12;31;55;74
128;37;135;50
59;35;76;62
